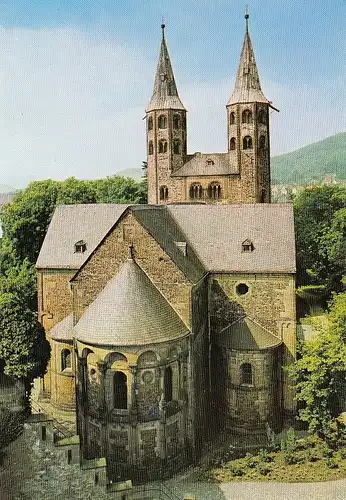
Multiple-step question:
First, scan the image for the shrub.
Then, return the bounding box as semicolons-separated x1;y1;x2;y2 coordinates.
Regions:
230;466;244;477
258;464;271;476
326;457;339;469
321;446;334;459
285;427;297;453
305;448;319;463
258;449;273;463
284;452;301;465
245;453;257;469
339;447;346;459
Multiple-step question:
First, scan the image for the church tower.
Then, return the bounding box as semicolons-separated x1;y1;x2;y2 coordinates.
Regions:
227;12;273;203
146;24;187;204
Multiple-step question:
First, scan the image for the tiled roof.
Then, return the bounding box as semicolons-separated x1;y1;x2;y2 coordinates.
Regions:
36;204;129;269
167;204;296;273
217;316;281;351
172;153;239;177
50;313;74;341
227;21;269;106
74;258;189;346
132;205;205;282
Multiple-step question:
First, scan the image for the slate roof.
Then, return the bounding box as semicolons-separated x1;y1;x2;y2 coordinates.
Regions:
50;313;74;342
217;316;281;351
227;18;270;106
172;153;238;177
36;204;129;269
132;205;205;282
167;204;296;273
74;258;189;346
147;25;185;112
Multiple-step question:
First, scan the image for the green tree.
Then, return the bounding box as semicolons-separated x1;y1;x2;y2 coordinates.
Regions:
289;292;346;436
294;185;346;294
0;293;50;384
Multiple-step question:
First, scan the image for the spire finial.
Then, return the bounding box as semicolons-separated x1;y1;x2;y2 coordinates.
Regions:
161;16;165;40
245;5;249;33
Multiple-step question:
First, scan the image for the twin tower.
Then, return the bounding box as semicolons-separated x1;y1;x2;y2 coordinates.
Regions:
146;14;275;205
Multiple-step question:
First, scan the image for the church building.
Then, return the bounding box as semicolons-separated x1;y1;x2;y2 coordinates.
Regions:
36;14;296;483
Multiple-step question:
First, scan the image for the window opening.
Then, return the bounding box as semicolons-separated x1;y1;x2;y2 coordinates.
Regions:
230;137;236;150
241;363;253;385
74;240;87;253
243;136;253;150
113;371;127;409
164;366;173;402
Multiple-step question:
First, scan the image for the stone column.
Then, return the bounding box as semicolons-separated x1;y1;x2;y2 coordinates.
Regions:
97;361;107;457
157;365;167;460
128;365;138;466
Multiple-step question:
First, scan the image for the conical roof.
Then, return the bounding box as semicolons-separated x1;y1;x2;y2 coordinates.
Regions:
147;24;186;112
74;258;189;347
227;15;269;105
218;316;281;351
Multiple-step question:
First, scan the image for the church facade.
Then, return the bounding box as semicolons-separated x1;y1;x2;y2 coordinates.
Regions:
36;15;296;482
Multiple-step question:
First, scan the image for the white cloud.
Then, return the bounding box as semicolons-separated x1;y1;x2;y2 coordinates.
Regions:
0;26;344;188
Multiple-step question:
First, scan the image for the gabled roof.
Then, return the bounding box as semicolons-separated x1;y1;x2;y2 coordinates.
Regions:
227;15;270;106
74;258;189;347
172;153;239;177
36;204;129;269
167;204;296;273
50;313;74;342
131;205;205;282
217;316;281;351
147;25;186;112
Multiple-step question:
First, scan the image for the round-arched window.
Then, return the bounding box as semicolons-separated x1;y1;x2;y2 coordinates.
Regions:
236;283;249;296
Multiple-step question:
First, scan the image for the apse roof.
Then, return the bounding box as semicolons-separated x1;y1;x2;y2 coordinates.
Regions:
218;316;281;351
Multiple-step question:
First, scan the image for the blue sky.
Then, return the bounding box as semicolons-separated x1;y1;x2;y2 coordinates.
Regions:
0;0;345;187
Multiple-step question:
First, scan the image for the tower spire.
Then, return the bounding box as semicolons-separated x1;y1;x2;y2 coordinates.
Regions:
147;23;185;112
227;13;269;105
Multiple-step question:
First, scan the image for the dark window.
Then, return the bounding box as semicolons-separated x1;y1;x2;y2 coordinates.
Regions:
158;140;168;154
260;189;266;203
242;239;254;252
259;135;266;149
207;183;222;199
113;371;127;409
159;186;169;201
158;115;167;129
173;139;181;154
206;158;214;166
189;183;203;199
258;109;266;124
243;136;253;150
230;112;236;125
148;140;153;155
236;283;249;296
240;363;253;385
74;240;86;253
42;425;46;441
242;109;252;124
94;473;99;485
230;137;236;150
68;449;72;464
173;114;181;129
147;116;153;131
61;349;72;371
164;366;173;402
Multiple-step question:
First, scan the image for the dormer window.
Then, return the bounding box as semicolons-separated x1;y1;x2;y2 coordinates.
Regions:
206;159;214;166
242;239;254;253
75;240;87;253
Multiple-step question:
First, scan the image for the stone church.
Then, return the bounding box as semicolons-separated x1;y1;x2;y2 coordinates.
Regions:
36;14;296;482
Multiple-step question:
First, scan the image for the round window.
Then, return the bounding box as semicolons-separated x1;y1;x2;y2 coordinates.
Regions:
236;283;249;296
142;370;154;385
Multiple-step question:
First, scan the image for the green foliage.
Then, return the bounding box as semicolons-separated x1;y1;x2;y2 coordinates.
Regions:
258;449;273;463
0;407;25;450
230;465;244;477
294;185;346;294
289;292;346;435
271;132;346;185
0;293;50;381
244;453;257;468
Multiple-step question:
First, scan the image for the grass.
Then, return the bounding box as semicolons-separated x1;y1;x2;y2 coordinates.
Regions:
196;438;346;483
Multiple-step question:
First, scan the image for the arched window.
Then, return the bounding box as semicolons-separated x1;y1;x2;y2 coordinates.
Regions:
148;140;153;155
242;109;252;124
240;363;253;385
61;349;72;371
164;366;173;402
258;109;266;125
158;115;167;129
173;139;181;154
138;351;158;368
229;112;236;125
158;140;168;154
243;136;253;150
173;114;181;129
159;185;169;201
207;183;222;199
113;371;127;409
260;189;266;203
259;135;266;149
189;183;203;199
230;137;236;151
147;116;153;131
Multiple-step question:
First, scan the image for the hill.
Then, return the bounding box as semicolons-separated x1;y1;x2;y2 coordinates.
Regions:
271;133;346;185
115;168;144;182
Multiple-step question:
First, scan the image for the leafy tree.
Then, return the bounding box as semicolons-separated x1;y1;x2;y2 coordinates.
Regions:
289;292;346;436
0;293;50;384
294;185;346;294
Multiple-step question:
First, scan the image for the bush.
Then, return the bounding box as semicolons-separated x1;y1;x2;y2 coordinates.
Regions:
284;451;301;465
244;453;258;469
285;427;297;453
230;466;244;477
258;449;273;463
258;464;271;476
326;457;339;469
305;448;319;463
320;446;334;459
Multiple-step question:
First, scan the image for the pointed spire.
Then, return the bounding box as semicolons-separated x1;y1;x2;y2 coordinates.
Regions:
147;23;185;112
227;11;270;105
